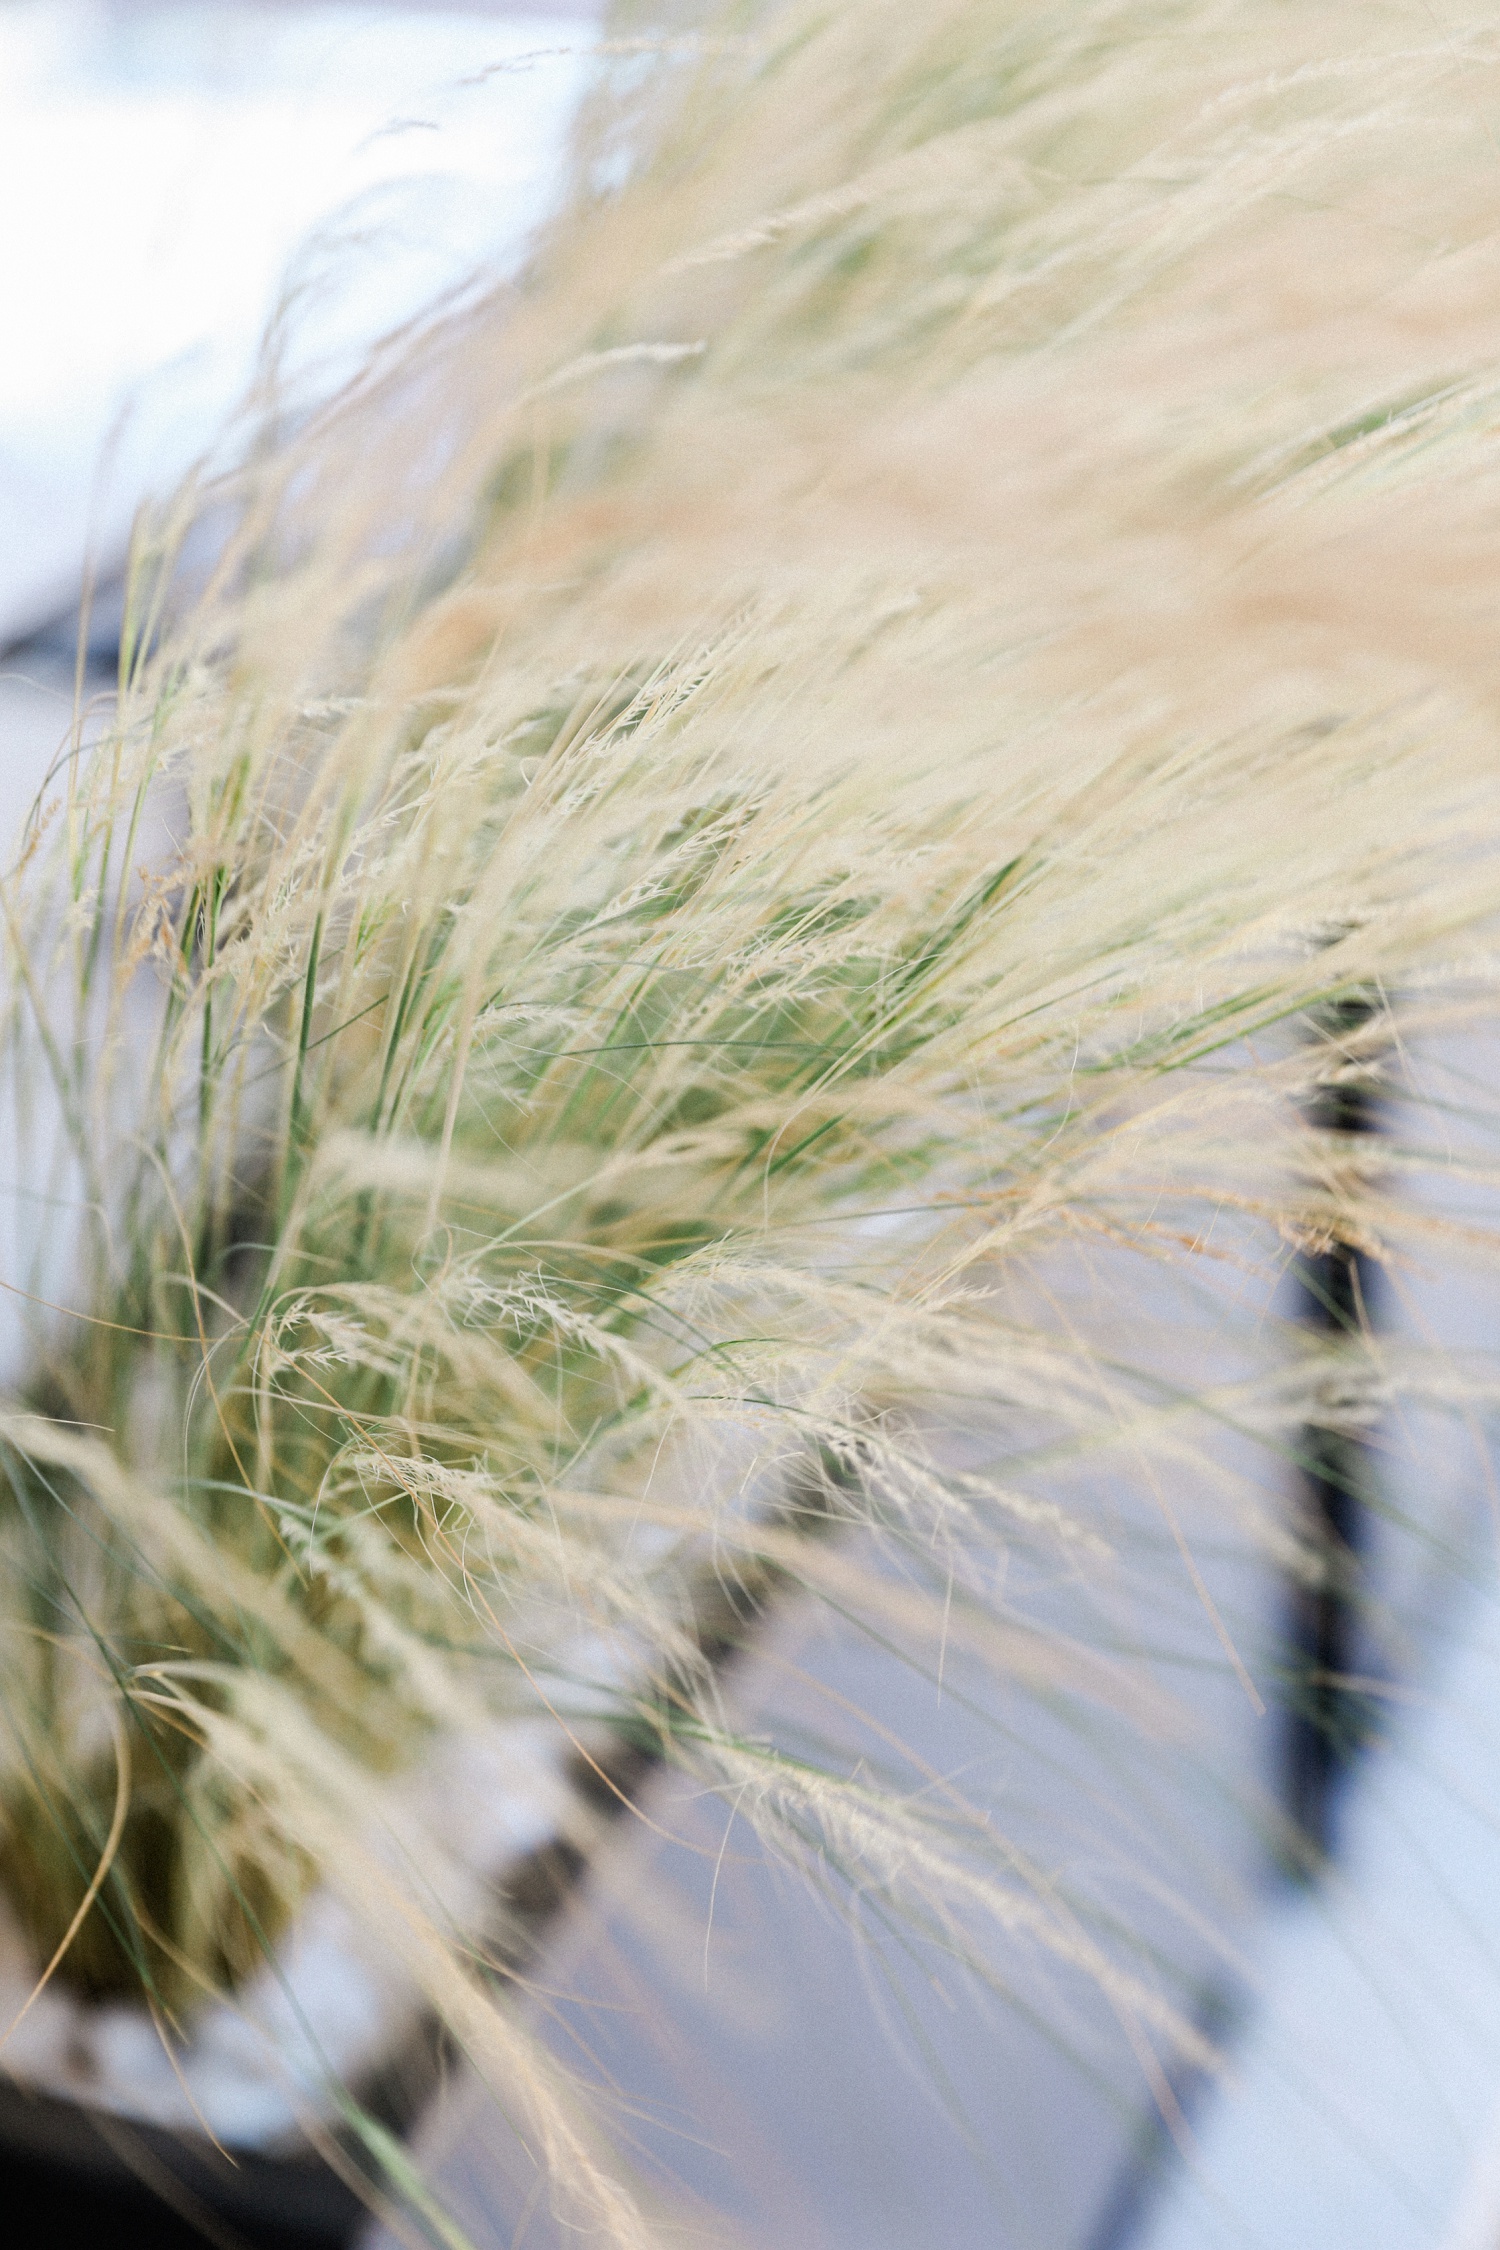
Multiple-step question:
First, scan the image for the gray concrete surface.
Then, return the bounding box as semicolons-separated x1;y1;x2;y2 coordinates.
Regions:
362;1271;1297;2250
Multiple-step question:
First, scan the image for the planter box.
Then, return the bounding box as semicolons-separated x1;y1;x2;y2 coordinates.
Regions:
0;1536;781;2245
0;1721;586;2244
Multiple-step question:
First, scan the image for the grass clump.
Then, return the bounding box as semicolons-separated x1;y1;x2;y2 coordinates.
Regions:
4;0;1500;2236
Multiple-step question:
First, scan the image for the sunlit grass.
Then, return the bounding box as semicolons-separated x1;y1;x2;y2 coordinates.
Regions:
3;1;1500;2237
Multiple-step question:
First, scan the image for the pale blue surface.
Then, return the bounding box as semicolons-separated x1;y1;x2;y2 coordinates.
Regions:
0;0;594;641
1141;1575;1500;2250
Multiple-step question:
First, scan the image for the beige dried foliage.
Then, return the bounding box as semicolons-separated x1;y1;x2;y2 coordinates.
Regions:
2;0;1500;2236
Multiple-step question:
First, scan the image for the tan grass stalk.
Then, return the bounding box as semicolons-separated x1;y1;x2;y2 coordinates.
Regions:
4;1;1500;2236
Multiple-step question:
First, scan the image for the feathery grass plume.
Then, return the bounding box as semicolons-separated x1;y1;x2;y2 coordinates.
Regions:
4;0;1500;2235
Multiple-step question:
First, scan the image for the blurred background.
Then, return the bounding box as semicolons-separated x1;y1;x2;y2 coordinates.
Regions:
5;8;1500;2248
